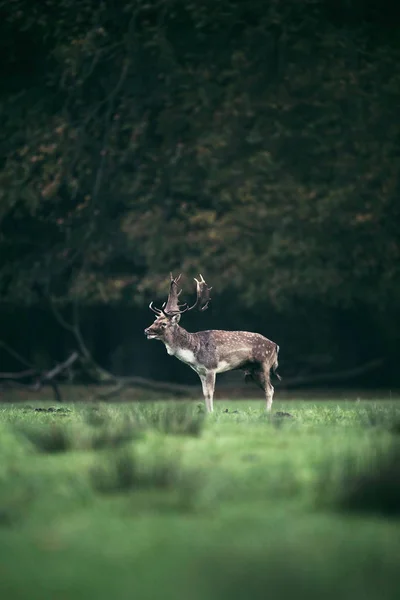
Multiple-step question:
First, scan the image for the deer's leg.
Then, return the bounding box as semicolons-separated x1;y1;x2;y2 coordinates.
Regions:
245;367;265;392
261;363;274;412
199;371;216;413
244;364;274;411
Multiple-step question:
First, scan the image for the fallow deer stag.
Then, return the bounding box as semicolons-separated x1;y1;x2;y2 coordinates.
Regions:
144;274;281;413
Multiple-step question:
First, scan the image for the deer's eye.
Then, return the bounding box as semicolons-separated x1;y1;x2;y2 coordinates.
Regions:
161;322;167;328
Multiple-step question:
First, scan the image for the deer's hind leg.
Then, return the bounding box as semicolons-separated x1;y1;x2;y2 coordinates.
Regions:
244;366;265;391
243;363;274;412
247;364;274;411
261;362;274;412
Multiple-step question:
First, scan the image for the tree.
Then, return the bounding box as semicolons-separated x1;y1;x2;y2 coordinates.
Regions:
0;0;399;316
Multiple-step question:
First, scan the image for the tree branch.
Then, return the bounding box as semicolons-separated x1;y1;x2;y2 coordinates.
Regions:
0;340;36;369
0;368;37;379
47;294;198;399
277;358;384;388
0;351;79;402
40;351;79;381
48;295;120;396
119;376;197;396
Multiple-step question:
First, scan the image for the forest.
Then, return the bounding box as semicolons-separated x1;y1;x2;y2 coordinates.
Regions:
0;0;399;390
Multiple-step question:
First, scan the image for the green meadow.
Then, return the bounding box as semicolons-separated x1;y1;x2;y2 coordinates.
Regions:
0;398;399;600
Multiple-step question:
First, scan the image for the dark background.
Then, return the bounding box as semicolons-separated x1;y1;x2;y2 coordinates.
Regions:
0;0;399;391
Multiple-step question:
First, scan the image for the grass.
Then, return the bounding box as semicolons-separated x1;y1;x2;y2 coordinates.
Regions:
0;397;399;600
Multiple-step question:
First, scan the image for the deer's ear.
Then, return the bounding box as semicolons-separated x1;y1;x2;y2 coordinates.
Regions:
171;314;181;324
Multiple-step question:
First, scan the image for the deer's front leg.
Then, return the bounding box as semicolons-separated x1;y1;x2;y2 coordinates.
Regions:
199;371;216;413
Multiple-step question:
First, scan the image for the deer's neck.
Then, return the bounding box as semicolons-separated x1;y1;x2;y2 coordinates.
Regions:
164;325;198;357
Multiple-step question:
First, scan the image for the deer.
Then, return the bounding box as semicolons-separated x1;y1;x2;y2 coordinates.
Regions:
144;274;281;413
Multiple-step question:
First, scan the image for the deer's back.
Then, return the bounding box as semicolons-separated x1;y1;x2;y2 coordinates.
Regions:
193;329;278;372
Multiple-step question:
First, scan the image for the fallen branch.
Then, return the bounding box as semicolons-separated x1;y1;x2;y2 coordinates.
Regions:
0;368;37;379
95;381;127;400
0;340;35;369
48;296;199;399
40;352;80;381
48;296;125;400
119;376;197;396
277;358;384;388
0;351;79;402
103;358;385;396
49;298;117;385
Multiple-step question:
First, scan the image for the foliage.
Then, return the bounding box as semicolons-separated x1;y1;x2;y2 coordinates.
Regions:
0;0;399;312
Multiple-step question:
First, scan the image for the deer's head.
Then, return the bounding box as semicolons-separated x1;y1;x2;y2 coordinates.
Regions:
144;273;211;342
144;312;180;342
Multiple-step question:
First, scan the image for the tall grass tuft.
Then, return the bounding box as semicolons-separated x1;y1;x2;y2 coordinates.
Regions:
16;424;73;453
91;448;201;511
317;441;400;517
139;402;205;436
90;422;138;449
361;404;400;434
91;450;182;493
16;421;138;453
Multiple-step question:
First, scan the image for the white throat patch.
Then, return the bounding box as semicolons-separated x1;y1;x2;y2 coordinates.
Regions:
176;348;196;365
164;344;198;367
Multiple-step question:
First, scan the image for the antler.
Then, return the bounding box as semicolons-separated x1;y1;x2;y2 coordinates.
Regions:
183;274;212;313
163;273;186;314
149;273;212;317
148;301;164;316
149;273;185;316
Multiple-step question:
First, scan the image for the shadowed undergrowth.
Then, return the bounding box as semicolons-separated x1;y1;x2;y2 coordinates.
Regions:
361;404;400;434
16;420;139;453
90;448;201;512
318;440;400;517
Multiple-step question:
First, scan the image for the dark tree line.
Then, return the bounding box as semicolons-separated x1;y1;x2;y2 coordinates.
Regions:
0;0;399;388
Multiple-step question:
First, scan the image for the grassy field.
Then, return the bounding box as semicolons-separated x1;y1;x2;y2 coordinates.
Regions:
0;398;399;600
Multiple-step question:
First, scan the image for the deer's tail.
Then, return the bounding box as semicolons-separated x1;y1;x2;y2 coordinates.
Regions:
272;344;282;381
